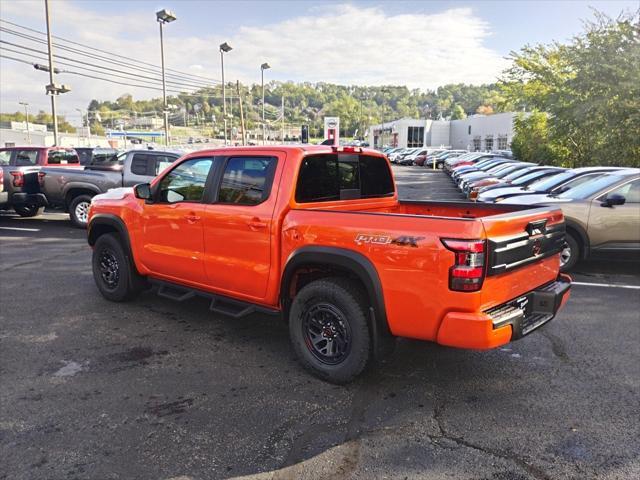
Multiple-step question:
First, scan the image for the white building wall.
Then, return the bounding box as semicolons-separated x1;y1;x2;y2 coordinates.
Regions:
448;112;516;151
429;121;450;147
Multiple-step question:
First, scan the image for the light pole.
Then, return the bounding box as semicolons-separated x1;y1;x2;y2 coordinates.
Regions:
19;102;31;145
219;42;232;145
156;9;177;146
261;62;270;145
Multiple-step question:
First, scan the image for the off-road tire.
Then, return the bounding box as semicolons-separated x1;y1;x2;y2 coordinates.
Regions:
92;233;146;302
14;204;44;217
289;277;372;384
560;232;580;272
69;194;93;228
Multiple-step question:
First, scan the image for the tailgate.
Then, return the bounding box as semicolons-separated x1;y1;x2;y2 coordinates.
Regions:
480;206;565;309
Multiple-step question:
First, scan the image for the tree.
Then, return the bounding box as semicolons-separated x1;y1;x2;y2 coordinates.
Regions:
450;104;467;120
511;112;566;165
501;11;640;167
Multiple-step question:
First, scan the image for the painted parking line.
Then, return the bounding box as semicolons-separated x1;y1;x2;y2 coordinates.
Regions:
0;226;40;232
572;281;640;290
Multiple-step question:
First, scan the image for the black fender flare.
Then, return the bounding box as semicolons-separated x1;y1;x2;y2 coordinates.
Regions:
63;183;101;205
281;246;392;347
564;219;590;259
87;214;134;261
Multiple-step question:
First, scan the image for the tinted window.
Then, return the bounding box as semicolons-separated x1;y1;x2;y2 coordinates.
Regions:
558;174;628;199
47;150;79;165
0;150;10;166
218;156;277;205
131;153;151;175
296;154;394;203
607;179;640;203
14;150;38;166
158;158;213;203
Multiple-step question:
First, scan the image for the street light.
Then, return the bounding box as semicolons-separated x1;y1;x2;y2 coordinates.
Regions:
261;62;270;144
219;42;232;145
19;102;31;145
156;9;177;146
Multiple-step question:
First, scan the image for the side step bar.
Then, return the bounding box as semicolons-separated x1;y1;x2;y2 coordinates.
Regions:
150;279;279;319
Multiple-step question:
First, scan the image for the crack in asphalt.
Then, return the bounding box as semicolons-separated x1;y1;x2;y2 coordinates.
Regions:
432;401;553;480
273;376;377;480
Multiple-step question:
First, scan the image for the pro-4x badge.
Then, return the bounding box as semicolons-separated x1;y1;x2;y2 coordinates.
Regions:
355;234;424;247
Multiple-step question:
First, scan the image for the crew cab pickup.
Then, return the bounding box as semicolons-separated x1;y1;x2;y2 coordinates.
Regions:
39;149;180;227
87;146;571;383
0;146;80;217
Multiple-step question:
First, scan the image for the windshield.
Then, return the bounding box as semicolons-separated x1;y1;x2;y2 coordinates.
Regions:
528;171;576;191
503;167;535;181
558;174;630;199
513;169;560;186
494;165;524;178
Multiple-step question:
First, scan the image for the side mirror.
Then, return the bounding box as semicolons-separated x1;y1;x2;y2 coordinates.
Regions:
133;183;152;201
601;193;626;207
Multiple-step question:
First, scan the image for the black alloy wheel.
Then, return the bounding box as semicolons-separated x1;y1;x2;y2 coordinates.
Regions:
302;303;352;365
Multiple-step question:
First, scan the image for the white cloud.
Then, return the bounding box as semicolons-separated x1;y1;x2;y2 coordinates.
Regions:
0;2;509;121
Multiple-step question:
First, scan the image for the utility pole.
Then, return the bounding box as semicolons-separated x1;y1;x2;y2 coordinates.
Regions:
156;9;177;146
237;81;246;146
261;62;270;145
220;42;232;145
19;102;31;145
44;0;58;145
281;96;285;143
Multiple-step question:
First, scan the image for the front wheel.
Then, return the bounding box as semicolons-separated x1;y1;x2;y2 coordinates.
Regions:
289;278;372;384
92;233;146;302
14;204;44;217
69;194;93;228
560;233;580;272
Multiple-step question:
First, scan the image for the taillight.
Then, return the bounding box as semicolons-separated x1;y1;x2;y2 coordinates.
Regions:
10;171;24;187
441;239;486;292
38;171;46;186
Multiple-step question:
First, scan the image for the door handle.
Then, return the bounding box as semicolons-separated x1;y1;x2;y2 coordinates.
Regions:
247;217;267;230
184;213;201;223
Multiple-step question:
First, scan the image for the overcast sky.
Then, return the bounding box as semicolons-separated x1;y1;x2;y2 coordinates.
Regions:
0;0;636;123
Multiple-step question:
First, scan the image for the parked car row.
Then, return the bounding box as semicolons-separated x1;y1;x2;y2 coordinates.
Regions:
444;154;640;270
382;147;471;168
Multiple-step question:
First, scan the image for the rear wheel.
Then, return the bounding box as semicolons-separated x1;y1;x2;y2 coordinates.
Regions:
14;204;44;217
92;233;146;302
289;277;372;384
560;232;580;272
69;194;93;228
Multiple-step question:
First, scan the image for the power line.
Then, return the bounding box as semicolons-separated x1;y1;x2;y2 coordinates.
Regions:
0;18;221;84
0;52;238;99
0;25;218;89
0;38;215;91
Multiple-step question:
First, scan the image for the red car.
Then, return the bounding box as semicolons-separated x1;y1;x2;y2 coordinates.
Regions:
0;146;80;217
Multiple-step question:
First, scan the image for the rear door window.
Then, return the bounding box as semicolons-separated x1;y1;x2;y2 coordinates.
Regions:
13;149;38;166
130;153;153;175
47;150;79;165
217;156;278;205
296;154;394;203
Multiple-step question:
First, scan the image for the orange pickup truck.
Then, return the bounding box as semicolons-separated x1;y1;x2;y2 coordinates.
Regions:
87;146;570;383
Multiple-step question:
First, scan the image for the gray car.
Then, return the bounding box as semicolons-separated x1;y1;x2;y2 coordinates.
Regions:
39;149;181;227
497;170;640;270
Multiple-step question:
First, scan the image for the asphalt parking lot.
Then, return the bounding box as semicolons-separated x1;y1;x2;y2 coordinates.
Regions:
1;167;639;480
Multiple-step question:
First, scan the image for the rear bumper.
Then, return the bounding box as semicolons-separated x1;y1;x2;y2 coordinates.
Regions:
436;274;571;349
11;192;48;206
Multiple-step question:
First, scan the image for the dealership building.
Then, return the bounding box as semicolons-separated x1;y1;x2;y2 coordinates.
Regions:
368;112;517;151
